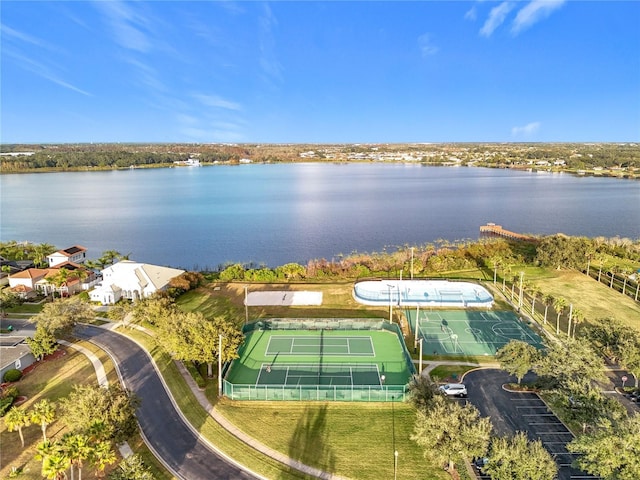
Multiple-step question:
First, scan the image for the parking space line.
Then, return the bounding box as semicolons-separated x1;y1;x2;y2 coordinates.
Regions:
535;432;574;435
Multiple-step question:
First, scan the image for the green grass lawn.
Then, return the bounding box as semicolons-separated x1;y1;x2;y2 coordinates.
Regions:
0;343;173;480
123;326;448;479
527;270;640;335
215;400;449;480
0;348;106;479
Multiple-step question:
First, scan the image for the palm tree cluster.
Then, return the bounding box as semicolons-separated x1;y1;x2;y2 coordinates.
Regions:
4;383;141;479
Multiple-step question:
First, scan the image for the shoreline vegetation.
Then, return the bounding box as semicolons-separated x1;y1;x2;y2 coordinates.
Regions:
1;142;639;178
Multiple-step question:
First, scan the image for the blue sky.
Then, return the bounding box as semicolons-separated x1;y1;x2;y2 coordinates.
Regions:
2;1;639;144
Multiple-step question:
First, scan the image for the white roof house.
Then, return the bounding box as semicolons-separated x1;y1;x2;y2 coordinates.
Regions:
89;261;185;305
47;246;87;267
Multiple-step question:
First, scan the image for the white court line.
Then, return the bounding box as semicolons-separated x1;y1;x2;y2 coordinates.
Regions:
284;365;291;385
255;364;265;386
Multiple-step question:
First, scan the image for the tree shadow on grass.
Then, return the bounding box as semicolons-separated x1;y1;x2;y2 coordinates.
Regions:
284;404;336;478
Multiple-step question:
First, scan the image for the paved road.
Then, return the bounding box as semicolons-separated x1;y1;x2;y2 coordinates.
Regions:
462;369;599;480
74;324;258;480
0;317;36;336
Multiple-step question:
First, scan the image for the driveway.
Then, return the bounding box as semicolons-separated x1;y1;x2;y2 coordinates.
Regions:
462;369;599;480
74;324;258;480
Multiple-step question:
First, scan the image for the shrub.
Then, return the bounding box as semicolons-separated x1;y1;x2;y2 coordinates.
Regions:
0;397;14;416
1;385;19;399
184;361;206;389
3;369;22;383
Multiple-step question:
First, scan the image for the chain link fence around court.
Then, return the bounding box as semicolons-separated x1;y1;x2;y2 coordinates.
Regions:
223;380;408;402
226;318;415;402
242;317;389;333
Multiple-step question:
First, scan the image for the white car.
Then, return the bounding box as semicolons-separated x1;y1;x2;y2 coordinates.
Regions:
439;383;467;397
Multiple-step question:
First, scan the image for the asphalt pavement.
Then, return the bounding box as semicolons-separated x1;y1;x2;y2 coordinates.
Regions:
462;369;599;480
74;324;259;480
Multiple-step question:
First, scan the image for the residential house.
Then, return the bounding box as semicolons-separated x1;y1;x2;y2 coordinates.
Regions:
0;342;36;381
47;245;87;267
89;261;185;305
8;262;98;299
7;268;49;299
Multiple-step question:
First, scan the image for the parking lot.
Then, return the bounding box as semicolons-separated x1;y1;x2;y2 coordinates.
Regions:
462;369;601;480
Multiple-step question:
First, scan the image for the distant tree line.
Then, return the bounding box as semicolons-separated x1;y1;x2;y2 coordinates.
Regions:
1;142;638;172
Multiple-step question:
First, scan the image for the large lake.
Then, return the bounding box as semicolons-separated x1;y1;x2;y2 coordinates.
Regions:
1;164;639;270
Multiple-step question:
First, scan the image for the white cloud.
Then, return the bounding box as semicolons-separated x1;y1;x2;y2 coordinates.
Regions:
1;24;51;50
512;0;566;35
418;33;439;57
464;7;477;21
193;94;242;111
480;2;514;37
3;47;91;96
94;1;152;53
259;3;283;85
511;121;541;137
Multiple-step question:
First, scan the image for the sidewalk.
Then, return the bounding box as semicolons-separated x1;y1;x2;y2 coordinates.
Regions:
413;359;499;378
93;320;348;480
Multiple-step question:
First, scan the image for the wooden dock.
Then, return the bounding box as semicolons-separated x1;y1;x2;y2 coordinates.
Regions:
480;223;535;241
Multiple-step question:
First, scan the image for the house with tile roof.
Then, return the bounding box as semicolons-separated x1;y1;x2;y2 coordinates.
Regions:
47;245;87;267
8;263;98;299
89;260;185;305
7;268;49;299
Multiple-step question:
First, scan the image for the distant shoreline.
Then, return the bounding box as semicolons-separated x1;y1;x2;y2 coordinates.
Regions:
1;143;638;178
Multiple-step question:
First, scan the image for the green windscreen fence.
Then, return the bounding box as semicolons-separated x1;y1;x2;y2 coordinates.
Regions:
226;318;415;402
223;381;408;402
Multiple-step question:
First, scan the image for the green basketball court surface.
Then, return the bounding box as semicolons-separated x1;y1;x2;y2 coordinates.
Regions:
406;309;545;356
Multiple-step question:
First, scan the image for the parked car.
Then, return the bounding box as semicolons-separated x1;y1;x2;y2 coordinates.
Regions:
439;383;467;397
473;457;489;472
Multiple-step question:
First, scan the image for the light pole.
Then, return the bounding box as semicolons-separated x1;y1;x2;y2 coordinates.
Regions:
394;450;398;480
244;285;249;325
518;271;524;311
218;334;224;397
410;247;414;280
414;304;420;351
387;284;396;323
419;338;423;373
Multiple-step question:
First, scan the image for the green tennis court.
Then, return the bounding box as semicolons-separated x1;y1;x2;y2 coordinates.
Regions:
256;363;382;386
405;309;545;356
266;335;375;356
223;319;415;401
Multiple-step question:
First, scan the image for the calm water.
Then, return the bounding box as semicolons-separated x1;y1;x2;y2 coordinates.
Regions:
1;164;639;269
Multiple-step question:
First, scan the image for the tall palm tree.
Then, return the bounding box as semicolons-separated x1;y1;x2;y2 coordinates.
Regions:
553;297;567;335
609;265;618;288
528;285;541;318
571;308;585;338
4;407;31;448
42;451;71;480
30;399;56;442
33;243;56;268
35;440;58;472
62;433;92;480
91;441;116;478
542;294;553;325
